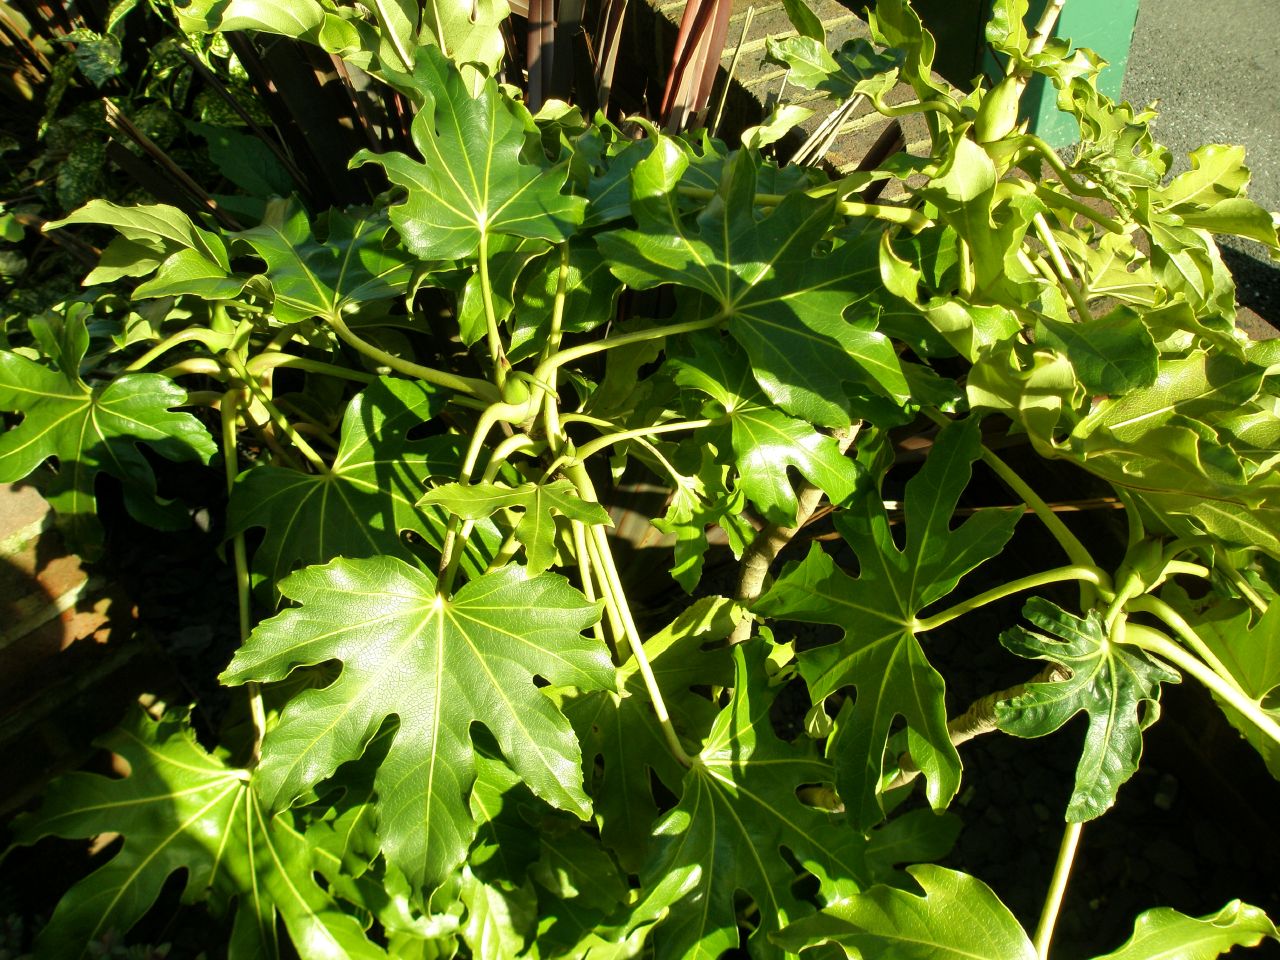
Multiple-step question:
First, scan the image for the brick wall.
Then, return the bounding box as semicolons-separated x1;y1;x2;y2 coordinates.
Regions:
0;482;143;814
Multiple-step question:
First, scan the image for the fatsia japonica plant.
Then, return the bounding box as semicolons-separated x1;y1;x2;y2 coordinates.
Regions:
3;0;1280;956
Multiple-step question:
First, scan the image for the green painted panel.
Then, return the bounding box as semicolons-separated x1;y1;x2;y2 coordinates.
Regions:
983;0;1142;147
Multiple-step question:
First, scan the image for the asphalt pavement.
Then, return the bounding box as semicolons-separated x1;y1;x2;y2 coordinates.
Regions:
1122;0;1280;331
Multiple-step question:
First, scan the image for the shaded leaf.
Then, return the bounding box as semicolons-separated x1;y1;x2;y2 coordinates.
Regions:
12;708;385;960
671;332;862;525
236;200;416;323
756;418;1019;827
566;596;738;872
229;377;490;594
220;556;610;891
627;643;868;959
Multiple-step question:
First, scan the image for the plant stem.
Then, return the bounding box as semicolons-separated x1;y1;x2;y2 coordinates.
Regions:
1125;594;1237;691
566;462;692;766
571;518;612;657
246;353;376;383
914;564;1111;633
957;237;976;297
532;315;723;389
1034;819;1084;960
975;439;1097;574
229;355;329;473
1035;184;1123;234
327;312;500;402
573;419;718;461
884;662;1068;791
221;389;265;765
124;327;233;371
1213;548;1269;613
160;357;227;379
676;186;932;232
1123;623;1280;748
1033;213;1091;318
477;232;510;390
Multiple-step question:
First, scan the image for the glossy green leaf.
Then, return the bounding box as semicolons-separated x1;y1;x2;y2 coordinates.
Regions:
598;142;908;428
756;418;1019;827
627;643;867;958
1169;588;1280;778
1036;309;1159;396
671;332;862;525
0;307;215;554
229;377;488;593
49;200;234;293
236;201;416;323
773;864;1035;959
220;556;610;891
1092;900;1279;960
11;708;385;960
419;478;611;575
566;596;737;872
353;46;585;262
996;598;1181;821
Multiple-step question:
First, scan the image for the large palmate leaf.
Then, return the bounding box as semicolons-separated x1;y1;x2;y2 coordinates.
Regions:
353;46;585;262
566;596;737;873
995;598;1180;821
419;478;611;575
598;142;908;429
0;307;216;554
628;642;869;959
1092;900;1279;960
773;864;1035;960
670;332;862;525
229;377;488;593
236;201;417;324
755;418;1020;828
220;556;611;891
12;709;384;960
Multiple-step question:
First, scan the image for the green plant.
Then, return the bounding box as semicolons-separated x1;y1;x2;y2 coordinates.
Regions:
3;0;1280;957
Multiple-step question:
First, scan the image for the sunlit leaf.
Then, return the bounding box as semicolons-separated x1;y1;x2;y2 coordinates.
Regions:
353;46;585;263
419;478;611;575
773;864;1035;959
996;598;1180;821
598;141;909;428
1092;900;1279;960
220;556;610;891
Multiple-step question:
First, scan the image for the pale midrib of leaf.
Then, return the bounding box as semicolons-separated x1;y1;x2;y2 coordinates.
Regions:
88;781;241;944
445;607;567;781
252;796;349;957
702;763;862;883
1085;362;1258;436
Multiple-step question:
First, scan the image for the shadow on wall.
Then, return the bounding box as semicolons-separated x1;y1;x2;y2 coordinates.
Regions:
0;481;148;817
